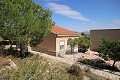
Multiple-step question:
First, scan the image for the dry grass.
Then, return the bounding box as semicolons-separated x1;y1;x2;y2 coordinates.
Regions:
0;55;110;80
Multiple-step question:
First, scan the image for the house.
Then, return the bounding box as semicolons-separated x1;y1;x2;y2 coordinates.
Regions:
32;26;79;56
90;29;120;50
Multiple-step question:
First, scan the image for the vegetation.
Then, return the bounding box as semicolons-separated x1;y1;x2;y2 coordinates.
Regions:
0;37;3;42
0;0;54;55
79;58;120;72
76;36;90;48
99;38;120;67
0;55;109;80
74;35;90;53
0;55;69;80
68;34;90;53
67;38;76;52
67;64;82;76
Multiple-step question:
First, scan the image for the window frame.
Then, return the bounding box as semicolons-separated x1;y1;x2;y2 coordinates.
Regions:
59;40;65;50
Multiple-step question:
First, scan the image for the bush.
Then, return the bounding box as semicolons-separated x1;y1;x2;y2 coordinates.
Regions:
0;46;32;59
67;64;82;76
79;58;120;72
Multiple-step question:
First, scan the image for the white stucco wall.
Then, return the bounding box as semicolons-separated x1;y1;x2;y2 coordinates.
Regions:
56;36;78;52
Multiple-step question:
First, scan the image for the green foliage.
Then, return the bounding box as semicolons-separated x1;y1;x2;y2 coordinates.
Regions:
78;36;90;48
68;37;90;53
73;36;90;50
67;38;77;52
0;0;54;52
99;38;120;67
80;58;120;72
68;39;76;48
0;37;3;42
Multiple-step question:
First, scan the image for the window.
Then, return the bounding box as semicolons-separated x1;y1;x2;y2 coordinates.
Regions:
60;45;64;50
60;41;65;50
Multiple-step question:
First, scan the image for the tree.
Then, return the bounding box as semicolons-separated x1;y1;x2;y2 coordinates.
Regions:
74;36;90;53
68;38;76;53
99;38;120;67
0;0;54;55
0;36;3;42
78;36;90;48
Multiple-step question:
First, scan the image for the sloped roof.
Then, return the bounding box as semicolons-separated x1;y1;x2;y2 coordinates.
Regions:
51;26;79;36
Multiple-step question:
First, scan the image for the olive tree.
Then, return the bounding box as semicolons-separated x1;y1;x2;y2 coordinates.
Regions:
99;38;120;67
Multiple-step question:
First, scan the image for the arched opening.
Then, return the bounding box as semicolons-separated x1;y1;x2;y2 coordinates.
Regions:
67;38;72;49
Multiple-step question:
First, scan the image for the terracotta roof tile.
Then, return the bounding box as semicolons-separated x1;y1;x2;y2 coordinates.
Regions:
51;26;79;36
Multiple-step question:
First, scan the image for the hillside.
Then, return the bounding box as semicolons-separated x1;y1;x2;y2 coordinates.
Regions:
0;55;109;80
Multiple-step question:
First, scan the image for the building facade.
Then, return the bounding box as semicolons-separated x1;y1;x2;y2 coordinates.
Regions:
32;26;79;56
90;29;120;50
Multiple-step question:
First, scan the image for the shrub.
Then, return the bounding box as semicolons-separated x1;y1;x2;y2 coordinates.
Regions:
67;64;82;76
79;58;120;72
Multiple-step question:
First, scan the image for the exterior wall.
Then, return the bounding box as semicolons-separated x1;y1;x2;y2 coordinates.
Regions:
32;33;56;53
56;36;78;56
90;29;120;50
32;33;79;56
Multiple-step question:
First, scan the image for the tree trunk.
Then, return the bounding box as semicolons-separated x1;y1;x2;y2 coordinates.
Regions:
112;60;116;67
27;39;31;52
20;43;22;52
19;43;24;58
71;47;74;53
71;46;73;53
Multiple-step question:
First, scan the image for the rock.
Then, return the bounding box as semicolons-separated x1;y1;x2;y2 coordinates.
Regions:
83;76;90;80
0;59;18;73
4;65;11;70
0;68;6;73
2;59;18;70
6;59;18;70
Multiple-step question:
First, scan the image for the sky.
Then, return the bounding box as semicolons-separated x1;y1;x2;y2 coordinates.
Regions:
34;0;120;32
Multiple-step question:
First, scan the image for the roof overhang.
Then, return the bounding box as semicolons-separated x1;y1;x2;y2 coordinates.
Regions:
57;34;80;37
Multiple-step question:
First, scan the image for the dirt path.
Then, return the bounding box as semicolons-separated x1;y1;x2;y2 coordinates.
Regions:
40;53;74;65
